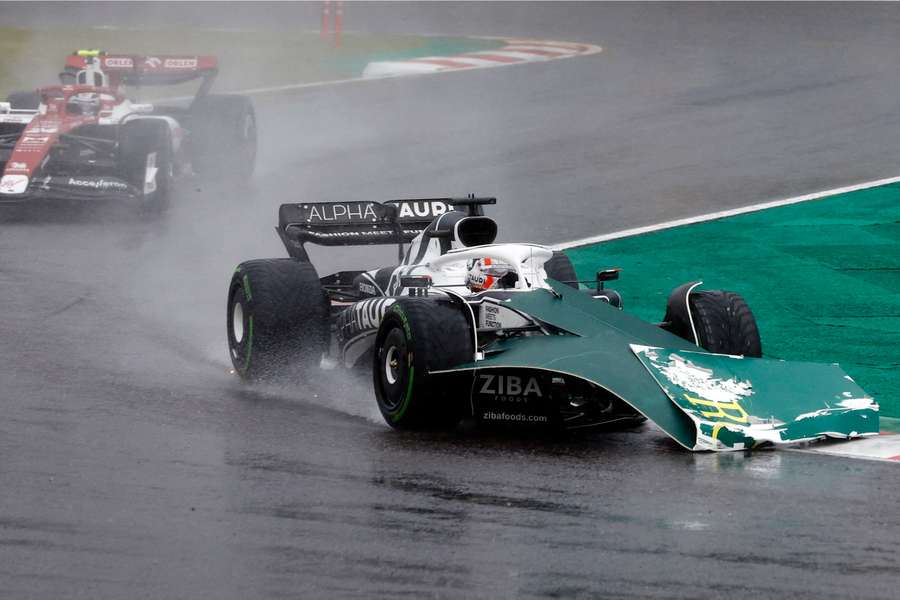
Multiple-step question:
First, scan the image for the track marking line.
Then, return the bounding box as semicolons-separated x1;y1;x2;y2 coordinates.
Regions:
156;36;602;102
460;52;524;64
407;57;477;69
363;37;602;78
788;433;900;463
501;47;572;57
554;175;900;250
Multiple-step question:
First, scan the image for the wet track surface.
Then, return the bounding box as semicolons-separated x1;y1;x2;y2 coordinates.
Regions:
2;3;900;598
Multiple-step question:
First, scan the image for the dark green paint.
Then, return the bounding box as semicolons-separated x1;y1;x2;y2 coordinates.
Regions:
475;282;703;449
457;282;877;451
634;346;878;450
567;182;900;417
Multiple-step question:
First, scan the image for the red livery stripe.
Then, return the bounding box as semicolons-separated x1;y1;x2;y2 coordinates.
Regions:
462;53;523;64
501;47;568;57
407;58;476;69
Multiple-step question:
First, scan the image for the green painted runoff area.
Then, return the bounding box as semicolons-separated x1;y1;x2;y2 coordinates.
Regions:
567;183;900;418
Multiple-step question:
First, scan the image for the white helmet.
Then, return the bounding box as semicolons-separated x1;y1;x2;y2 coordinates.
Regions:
466;257;516;292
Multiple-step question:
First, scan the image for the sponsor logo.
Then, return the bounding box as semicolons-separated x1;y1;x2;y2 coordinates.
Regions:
21;135;49;146
308;229;392;240
104;57;134;68
478;374;543;402
349;298;396;332
305;202;379;223
395;200;449;220
482;411;549;423
481;304;501;328
67;177;129;191
14;135;50;153
6;161;28;173
466;271;490;288
164;58;197;69
358;281;378;296
0;174;28;194
144;57;162;68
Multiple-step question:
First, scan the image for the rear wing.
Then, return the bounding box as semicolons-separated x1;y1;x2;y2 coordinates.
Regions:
63;52;218;89
277;197;496;260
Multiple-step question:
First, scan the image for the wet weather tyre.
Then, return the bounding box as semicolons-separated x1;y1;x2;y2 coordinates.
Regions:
689;291;762;357
119;119;173;213
6;91;40;110
190;94;256;181
227;259;329;381
544;251;578;288
373;298;474;430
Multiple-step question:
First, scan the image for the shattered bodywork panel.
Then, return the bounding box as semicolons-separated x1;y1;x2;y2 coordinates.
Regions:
470;281;879;451
632;346;878;450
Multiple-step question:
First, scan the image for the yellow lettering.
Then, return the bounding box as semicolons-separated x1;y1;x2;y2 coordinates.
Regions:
683;394;749;424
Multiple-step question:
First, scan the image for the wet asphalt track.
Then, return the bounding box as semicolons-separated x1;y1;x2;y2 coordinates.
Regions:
1;3;899;598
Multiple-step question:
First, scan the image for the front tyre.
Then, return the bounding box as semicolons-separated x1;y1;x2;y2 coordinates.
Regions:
544;251;578;288
373;298;474;430
689;290;762;357
119;119;173;213
227;259;328;381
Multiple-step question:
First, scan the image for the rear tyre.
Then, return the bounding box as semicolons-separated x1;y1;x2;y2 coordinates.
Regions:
227;259;329;381
119;119;173;213
190;94;256;181
544;251;578;288
373;298;474;430
689;291;762;357
6;91;40;110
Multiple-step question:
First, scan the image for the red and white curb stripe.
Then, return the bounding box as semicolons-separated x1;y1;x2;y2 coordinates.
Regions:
363;38;602;78
792;432;900;463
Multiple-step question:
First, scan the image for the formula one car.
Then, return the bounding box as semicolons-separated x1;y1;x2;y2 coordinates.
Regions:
226;197;879;451
0;50;256;211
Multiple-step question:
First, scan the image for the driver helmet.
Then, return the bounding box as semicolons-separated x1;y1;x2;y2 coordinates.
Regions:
466;257;518;292
67;92;101;116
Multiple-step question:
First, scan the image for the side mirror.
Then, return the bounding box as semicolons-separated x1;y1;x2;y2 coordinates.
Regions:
596;268;621;290
401;275;432;297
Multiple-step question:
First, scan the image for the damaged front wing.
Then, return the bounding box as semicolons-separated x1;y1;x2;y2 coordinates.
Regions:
631;345;878;451
466;281;878;451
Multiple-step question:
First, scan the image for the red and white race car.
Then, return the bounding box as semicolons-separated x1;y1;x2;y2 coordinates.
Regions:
0;50;256;211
